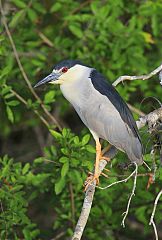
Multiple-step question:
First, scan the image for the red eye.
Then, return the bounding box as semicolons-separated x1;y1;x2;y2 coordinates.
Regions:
62;67;68;73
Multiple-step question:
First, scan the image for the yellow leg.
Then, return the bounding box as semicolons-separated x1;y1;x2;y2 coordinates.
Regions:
94;139;102;183
84;139;110;191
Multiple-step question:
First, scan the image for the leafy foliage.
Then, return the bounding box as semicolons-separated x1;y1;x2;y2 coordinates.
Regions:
0;0;162;239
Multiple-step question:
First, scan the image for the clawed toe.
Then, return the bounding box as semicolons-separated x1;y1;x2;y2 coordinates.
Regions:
84;173;99;191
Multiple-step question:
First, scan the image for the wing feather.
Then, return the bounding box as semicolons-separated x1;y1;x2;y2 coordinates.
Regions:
90;70;141;142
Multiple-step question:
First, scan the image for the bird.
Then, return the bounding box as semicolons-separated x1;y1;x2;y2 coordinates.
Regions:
34;59;143;186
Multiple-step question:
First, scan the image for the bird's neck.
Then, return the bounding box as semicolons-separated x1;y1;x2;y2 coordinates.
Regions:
60;74;91;108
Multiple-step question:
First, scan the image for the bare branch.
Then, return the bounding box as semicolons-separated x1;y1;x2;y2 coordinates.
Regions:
149;189;162;240
97;164;137;191
127;103;145;117
71;147;117;240
113;63;162;87
121;163;138;227
136;107;162;131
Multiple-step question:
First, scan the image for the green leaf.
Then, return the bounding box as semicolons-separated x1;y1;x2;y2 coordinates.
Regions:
69;24;83;38
61;162;69;177
6;106;14;123
50;130;62;140
61;148;69;155
50;3;62;13
0;66;11;78
73;136;80;145
90;2;98;14
62;128;68;137
7;100;20;106
59;156;69;163
85;145;96;153
44;90;55;104
82;134;90;145
27;8;38;22
2;165;9;177
4;93;14;99
11;0;27;8
9;10;25;28
34;157;44;164
55;177;65;195
1;86;12;96
23;228;32;240
22;163;30;175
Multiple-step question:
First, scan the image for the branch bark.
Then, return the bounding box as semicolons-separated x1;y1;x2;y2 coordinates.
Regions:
113;64;162;87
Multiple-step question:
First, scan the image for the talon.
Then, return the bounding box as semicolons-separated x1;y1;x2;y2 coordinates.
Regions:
84;174;99;191
104;168;110;172
146;173;154;189
100;156;110;161
101;172;109;178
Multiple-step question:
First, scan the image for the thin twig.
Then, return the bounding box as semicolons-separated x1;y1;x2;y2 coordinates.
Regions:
51;231;66;240
113;63;162;87
121;163;138;227
10;88;50;128
149;189;162;240
96;163;137;191
69;182;75;228
127;103;145;117
38;31;54;47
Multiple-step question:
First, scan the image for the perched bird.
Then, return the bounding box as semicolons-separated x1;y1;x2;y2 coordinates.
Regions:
34;60;143;184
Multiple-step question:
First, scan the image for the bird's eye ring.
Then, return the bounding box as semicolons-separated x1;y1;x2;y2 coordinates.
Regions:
62;67;68;73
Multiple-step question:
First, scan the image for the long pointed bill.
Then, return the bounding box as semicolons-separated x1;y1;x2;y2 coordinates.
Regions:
34;72;61;88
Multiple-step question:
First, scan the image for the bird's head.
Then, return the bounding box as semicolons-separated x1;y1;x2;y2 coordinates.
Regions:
34;59;90;88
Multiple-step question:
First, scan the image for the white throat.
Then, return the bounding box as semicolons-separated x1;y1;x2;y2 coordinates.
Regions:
60;65;92;107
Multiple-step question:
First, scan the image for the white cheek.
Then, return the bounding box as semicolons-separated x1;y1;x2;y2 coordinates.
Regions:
49;80;63;85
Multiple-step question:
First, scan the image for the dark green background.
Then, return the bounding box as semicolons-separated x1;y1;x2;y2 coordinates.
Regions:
0;0;162;239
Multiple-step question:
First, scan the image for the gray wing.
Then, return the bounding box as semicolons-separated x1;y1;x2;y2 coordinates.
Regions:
90;70;140;140
74;82;143;165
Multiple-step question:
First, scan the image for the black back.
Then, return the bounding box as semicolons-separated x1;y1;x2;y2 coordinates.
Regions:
90;69;140;140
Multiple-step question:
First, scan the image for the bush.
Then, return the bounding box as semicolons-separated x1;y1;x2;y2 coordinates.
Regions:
0;0;162;239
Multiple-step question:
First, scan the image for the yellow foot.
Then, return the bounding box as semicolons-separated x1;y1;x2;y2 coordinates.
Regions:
84;172;99;191
104;167;110;173
101;172;109;178
100;156;110;161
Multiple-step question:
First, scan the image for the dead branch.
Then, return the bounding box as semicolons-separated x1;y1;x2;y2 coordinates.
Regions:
136;107;162;131
113;63;162;87
121;163;138;227
149;189;162;240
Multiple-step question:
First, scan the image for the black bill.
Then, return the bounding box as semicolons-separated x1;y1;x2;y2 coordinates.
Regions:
34;72;61;88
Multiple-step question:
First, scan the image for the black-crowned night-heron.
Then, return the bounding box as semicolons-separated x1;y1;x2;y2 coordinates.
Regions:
34;60;143;185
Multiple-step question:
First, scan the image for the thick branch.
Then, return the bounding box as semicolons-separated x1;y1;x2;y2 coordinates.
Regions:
71;147;117;240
